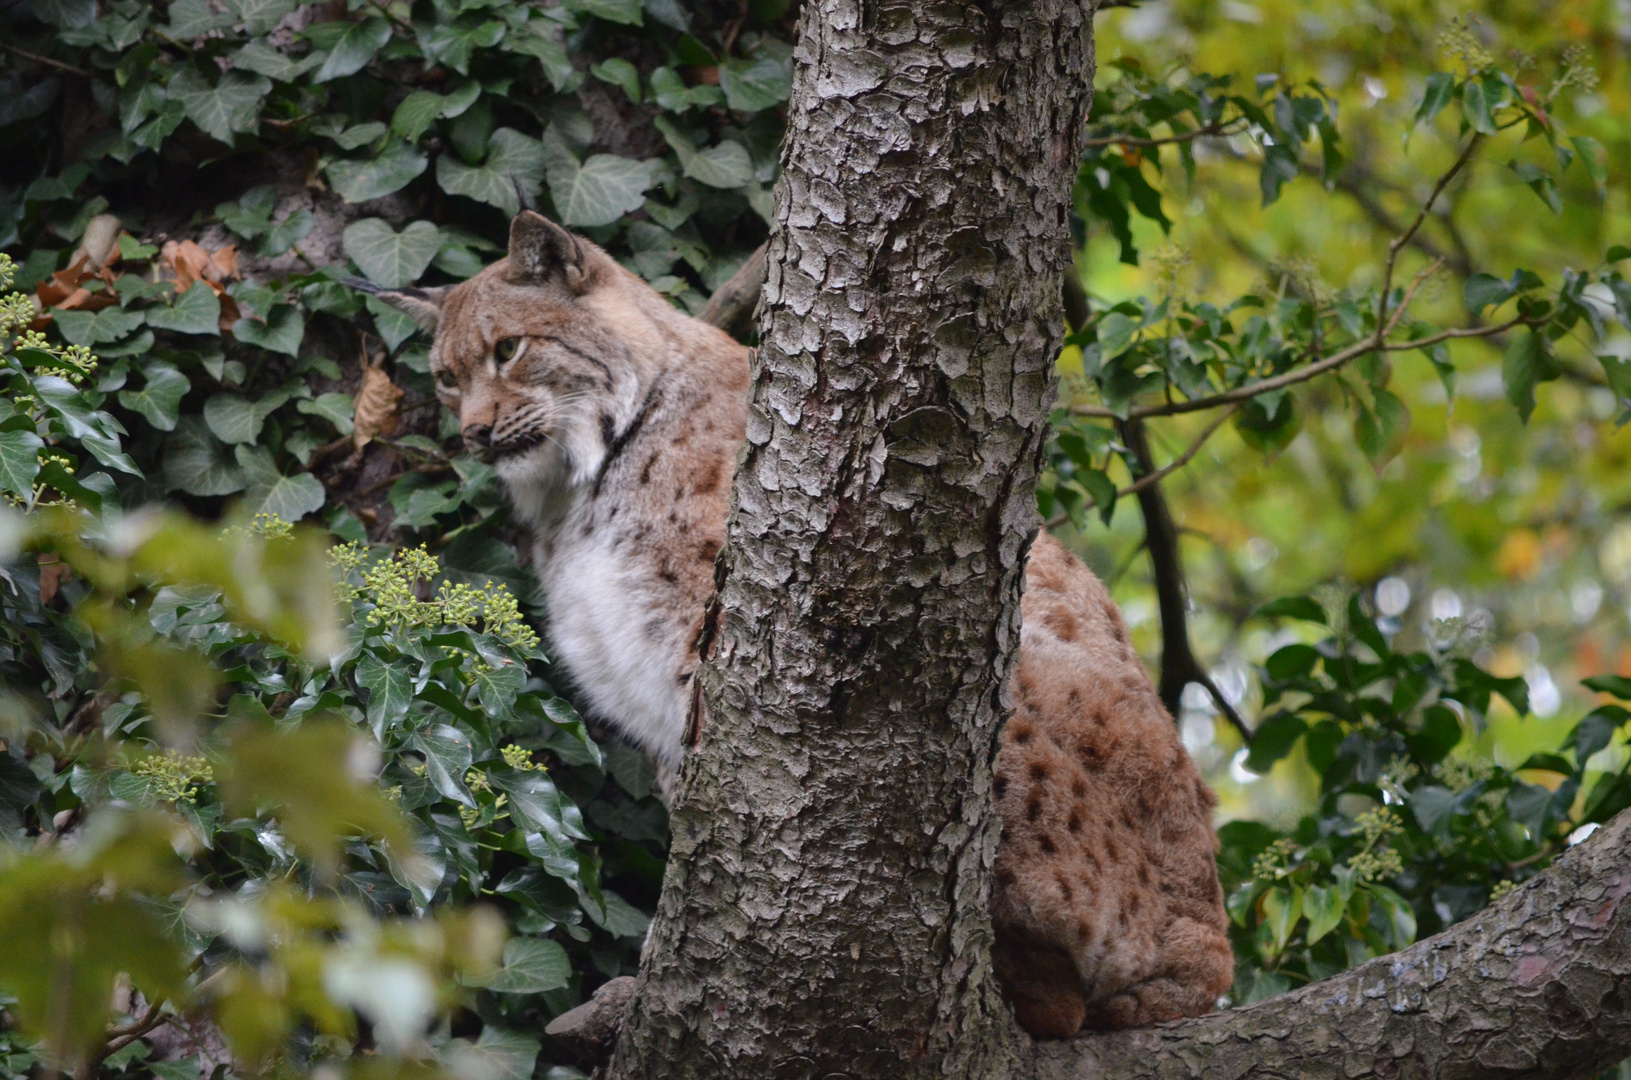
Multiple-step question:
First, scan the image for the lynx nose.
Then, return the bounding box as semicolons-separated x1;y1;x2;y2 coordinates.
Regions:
462;423;494;458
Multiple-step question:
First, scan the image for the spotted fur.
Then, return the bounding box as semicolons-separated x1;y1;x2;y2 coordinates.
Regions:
373;211;1233;1037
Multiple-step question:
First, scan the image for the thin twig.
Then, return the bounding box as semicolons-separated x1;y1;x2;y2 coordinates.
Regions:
0;42;93;78
1045;404;1238;527
1083;120;1244;149
1070;136;1497;423
1376;136;1481;332
1068;315;1533;420
1118;403;1241;499
74;1000;170;1080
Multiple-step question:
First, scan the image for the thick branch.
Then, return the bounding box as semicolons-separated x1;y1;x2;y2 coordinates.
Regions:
1028;807;1631;1080
696;244;767;338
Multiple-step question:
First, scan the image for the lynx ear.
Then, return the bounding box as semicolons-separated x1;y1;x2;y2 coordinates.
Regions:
346;279;448;332
507;211;587;292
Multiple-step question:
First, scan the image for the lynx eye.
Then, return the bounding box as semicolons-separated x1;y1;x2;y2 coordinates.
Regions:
494;337;523;364
435;368;459;390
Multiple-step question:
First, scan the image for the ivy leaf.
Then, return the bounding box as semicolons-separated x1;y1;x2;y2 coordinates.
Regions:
343;219;444;289
473;663;524;716
25;0;96;28
463;937;570;994
438;1028;540;1080
296;392;356;436
653;117;752;189
117;362;190;431
0;430;44;499
391;91;446;144
355;651;413;736
590;57;641;103
436;128;548;216
221;0;296;35
326;142;429;203
53;307;146;346
539;132;652;227
504;23;579;92
1572;136;1607;196
261;209;315;257
649;67;723;113
720;54;791;112
235;444;326;521
203;389;290;445
1302;883;1344;946
563;0;642;25
167;68;271;144
418;16;505;75
232;40;322;81
414;725;476;807
162;0;233;36
231;305;305;356
162;417;245;496
144;283;221;335
586;889;651;938
314;18;392;82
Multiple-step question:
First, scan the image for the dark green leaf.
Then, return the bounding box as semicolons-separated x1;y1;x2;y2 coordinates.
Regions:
343;219;443;289
0;429;44;499
314;18;392;82
117;362;190;431
326;142;429;203
144;283;220;335
1583;674;1631;700
463;937;570;994
1245;712;1306;773
1415;72;1455;126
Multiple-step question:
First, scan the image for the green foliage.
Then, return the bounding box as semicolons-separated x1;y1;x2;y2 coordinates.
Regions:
1046;51;1629;530
4;0;1631;1073
1220;592;1631;1001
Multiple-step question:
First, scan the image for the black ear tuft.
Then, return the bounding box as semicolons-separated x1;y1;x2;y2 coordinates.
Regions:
345;278;448;332
507;211;587;292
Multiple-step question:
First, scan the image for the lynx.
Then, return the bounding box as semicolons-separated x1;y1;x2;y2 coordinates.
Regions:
364;211;1233;1037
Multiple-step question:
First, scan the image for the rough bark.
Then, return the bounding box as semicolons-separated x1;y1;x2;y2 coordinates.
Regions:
1030;807;1631;1080
606;1;1096;1078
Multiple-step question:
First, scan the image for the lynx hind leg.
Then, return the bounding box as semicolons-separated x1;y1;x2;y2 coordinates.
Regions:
992;936;1087;1039
993;530;1234;1034
1080;917;1235;1030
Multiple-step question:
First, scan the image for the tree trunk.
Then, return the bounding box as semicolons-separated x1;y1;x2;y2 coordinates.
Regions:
606;1;1096;1077
1029;806;1631;1080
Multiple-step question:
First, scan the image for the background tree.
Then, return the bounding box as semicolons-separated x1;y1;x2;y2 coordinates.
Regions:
0;0;1630;1078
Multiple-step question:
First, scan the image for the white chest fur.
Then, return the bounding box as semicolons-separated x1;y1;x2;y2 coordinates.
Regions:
532;516;690;768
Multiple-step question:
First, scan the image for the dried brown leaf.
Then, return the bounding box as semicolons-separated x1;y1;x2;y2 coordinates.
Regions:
353;365;404;449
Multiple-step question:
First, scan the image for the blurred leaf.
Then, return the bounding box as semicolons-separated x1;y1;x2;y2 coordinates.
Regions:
462;936;570;994
218;719;414;874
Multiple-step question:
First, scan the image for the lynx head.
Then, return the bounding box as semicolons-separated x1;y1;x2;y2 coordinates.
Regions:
362;212;661;512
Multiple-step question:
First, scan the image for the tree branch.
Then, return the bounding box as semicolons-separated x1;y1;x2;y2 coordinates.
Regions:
0;41;93;78
1027;807;1631;1080
696;244;768;337
73;999;171;1080
1067;315;1532;420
